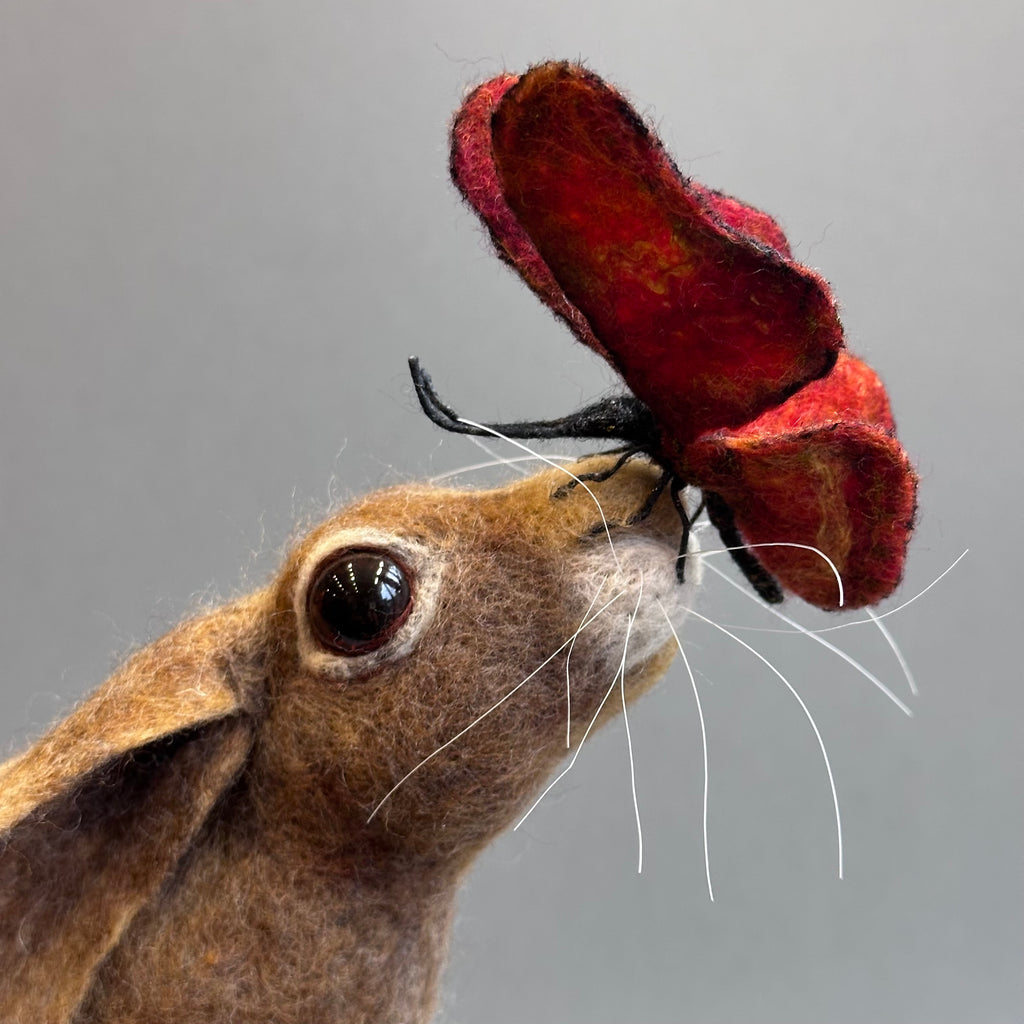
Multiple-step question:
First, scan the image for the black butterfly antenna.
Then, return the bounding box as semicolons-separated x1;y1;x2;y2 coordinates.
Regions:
409;357;657;446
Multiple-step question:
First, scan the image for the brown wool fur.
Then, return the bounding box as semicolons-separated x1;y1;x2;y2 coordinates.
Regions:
0;456;697;1024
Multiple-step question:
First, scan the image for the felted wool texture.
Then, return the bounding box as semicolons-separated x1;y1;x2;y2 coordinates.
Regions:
449;61;919;611
0;456;691;1024
449;72;610;363
0;605;266;1024
684;353;919;609
724;351;897;436
688;427;917;609
452;61;844;447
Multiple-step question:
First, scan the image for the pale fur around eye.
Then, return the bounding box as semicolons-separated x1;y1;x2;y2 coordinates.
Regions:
293;528;447;680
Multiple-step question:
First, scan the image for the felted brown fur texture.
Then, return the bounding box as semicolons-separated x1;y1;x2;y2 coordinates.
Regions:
0;456;698;1024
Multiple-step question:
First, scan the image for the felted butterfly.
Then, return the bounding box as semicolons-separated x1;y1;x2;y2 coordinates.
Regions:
412;61;917;611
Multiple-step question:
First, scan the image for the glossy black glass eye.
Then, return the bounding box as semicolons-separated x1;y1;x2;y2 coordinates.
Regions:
306;549;413;655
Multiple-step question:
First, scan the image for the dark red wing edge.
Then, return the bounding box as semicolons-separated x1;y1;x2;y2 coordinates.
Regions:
449;68;802;363
449;71;611;361
731;351;896;435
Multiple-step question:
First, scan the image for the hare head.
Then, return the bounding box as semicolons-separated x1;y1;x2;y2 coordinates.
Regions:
0;455;698;1024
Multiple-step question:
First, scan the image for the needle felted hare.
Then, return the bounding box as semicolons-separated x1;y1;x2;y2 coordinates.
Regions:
0;455;699;1024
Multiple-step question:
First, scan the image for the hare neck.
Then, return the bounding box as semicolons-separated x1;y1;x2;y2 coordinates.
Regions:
78;810;462;1024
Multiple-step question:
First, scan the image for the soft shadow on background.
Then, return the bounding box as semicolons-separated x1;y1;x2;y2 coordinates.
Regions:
0;3;1019;1022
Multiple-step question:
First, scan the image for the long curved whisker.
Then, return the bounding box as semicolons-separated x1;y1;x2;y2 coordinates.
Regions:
621;576;644;874
816;549;969;632
427;453;579;484
867;607;917;697
657;599;714;902
686;605;844;879
515;584;644;834
704;563;913;718
696;541;845;608
367;588;627;823
721;549;969;636
516;671;622;832
458;418;623;573
463;434;531;476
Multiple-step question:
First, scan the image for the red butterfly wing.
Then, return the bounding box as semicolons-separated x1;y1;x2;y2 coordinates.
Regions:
457;62;843;445
449;62;916;610
685;355;918;608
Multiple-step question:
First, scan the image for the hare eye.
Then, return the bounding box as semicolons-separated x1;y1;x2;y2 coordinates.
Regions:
306;550;413;655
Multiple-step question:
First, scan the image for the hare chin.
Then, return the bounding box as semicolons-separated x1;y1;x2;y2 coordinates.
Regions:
576;531;702;672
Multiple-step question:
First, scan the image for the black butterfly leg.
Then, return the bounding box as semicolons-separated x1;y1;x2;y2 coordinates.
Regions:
601;477;695;583
623;468;673;525
551;447;642;499
670;482;693;584
702;491;784;603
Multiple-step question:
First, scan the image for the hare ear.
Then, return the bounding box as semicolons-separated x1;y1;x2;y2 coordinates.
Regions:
0;597;269;1024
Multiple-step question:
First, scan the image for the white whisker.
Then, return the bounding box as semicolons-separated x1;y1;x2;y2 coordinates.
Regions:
464;434;531;476
458;418;623;573
515;586;643;833
867;607;918;697
687;605;844;880
367;589;627;823
567;581;608;748
621;576;645;874
720;549;969;636
705;563;913;718
428;453;579;484
515;670;622;831
697;541;845;608
817;549;969;633
657;599;714;902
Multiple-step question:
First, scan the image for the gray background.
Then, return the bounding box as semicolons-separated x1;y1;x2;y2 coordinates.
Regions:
0;2;1019;1022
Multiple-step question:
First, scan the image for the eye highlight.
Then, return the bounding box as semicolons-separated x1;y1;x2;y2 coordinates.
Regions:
306;549;413;655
